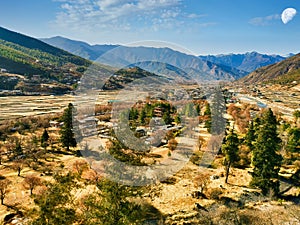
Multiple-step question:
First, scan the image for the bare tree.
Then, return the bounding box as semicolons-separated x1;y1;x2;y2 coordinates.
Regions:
72;160;89;175
11;160;24;176
194;172;210;194
23;175;42;195
0;179;11;205
0;143;5;165
198;136;205;151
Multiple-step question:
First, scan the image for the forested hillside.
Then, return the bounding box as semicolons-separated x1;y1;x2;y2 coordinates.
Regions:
0;26;92;94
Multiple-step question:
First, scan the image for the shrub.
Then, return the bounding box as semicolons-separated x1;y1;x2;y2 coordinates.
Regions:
168;138;178;151
207;187;223;200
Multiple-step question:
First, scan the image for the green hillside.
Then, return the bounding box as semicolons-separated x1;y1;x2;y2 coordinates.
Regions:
0;26;91;79
0;26;89;66
0;26;93;94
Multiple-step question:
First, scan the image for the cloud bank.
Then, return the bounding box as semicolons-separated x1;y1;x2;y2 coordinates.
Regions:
52;0;203;32
249;14;280;26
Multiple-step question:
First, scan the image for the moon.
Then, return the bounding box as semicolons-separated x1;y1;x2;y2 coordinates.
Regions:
281;8;297;24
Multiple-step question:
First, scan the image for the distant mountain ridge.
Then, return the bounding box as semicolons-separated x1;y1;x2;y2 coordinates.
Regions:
238;53;300;84
199;52;286;73
41;36;119;61
96;45;248;81
42;36;246;82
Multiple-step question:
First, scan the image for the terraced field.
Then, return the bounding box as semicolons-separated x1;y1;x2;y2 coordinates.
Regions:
0;95;75;121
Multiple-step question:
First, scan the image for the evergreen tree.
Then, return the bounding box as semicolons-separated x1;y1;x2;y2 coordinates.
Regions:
195;104;201;116
204;103;212;133
14;141;23;157
222;129;239;183
83;179;143;225
244;121;255;151
286;128;300;153
184;102;197;117
139;108;146;125
144;103;154;118
30;173;78;225
162;111;172;125
251;109;282;196
203;103;211;116
41;129;49;149
129;108;139;121
293;110;300;124
60;103;77;151
174;114;181;124
253;116;261;132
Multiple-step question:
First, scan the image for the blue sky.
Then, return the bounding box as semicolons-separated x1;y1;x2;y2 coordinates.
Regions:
0;0;299;55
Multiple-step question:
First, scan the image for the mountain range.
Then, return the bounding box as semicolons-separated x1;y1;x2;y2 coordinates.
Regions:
42;36;294;81
41;36;247;82
0;26;299;94
199;52;287;73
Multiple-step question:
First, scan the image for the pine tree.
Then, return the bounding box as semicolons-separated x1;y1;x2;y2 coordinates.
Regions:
139;108;146;125
14;141;23;157
174;114;181;124
286;128;300;153
41;129;49;149
293;110;300;124
129;108;139;121
60;103;77;151
251;109;282;196
31;173;78;225
222;129;239;183
163;111;172;125
204;103;212;132
184;102;197;117
195;104;201;116
203;103;211;116
83;179;144;225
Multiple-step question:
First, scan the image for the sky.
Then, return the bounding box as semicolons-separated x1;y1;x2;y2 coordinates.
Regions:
0;0;299;55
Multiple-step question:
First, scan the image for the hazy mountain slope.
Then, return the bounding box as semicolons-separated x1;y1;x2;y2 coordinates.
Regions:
238;53;300;84
199;52;285;73
41;36;119;61
42;36;246;81
96;45;247;81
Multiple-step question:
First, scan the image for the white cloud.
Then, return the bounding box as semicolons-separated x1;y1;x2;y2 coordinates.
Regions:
281;8;297;24
52;0;207;32
249;14;280;26
187;13;204;19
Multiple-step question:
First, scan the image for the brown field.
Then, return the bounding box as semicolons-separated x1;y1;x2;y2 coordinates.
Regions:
0;95;75;121
0;91;120;122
